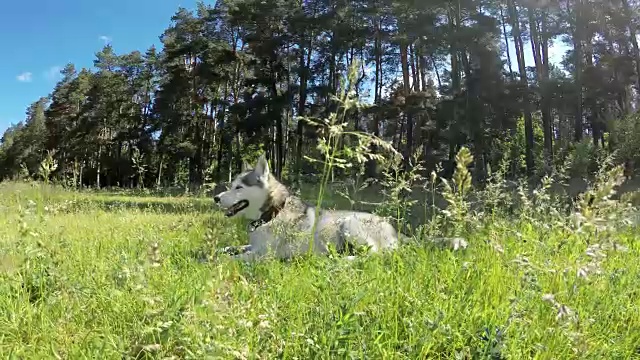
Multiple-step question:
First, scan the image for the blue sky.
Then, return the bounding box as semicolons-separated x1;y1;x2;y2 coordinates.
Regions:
0;0;570;136
0;0;201;134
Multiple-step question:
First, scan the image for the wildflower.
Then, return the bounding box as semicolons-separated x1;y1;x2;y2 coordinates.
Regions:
148;241;161;267
238;319;253;328
556;304;574;320
542;293;576;323
492;243;504;254
541;293;555;303
258;320;271;329
141;344;161;352
577;267;589;279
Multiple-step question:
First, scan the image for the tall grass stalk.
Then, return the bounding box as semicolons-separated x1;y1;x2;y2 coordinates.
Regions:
301;61;400;252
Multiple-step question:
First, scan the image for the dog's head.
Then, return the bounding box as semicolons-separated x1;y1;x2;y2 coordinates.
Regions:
213;155;272;221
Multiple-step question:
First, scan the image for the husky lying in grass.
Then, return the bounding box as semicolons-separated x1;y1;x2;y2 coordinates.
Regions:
213;155;466;261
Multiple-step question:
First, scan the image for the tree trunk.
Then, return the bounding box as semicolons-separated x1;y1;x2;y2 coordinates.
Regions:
508;0;535;175
540;12;553;159
500;4;515;79
622;0;640;104
295;34;311;180
215;82;230;180
528;7;553;164
156;155;163;188
409;43;419;92
270;69;283;178
96;144;102;188
572;0;584;142
366;14;383;178
419;50;428;92
448;7;461;163
401;42;414;167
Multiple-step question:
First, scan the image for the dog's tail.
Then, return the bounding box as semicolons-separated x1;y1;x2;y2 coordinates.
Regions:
398;232;413;244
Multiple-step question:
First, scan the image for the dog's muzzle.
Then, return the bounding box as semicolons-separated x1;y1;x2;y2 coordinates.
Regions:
224;200;249;217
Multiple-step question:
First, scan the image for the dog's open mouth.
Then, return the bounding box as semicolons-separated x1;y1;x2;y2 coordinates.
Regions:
225;200;249;217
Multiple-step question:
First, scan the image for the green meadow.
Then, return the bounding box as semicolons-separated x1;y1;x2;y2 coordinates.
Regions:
1;178;639;359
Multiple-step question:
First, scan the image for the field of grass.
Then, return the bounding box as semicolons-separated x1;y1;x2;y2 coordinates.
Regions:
1;180;639;359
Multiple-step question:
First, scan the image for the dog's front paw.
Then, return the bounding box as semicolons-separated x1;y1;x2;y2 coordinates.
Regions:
448;237;468;251
233;249;260;262
430;237;468;251
216;245;252;256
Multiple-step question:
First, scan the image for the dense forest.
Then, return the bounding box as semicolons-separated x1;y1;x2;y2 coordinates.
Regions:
2;0;640;189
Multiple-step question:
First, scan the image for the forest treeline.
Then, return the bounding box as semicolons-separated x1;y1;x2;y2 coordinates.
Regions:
2;0;640;188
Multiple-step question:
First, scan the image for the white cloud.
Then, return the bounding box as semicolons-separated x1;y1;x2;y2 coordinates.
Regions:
99;35;112;44
44;66;63;81
16;72;33;82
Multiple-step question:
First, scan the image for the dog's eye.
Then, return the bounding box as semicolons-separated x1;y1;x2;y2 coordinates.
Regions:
235;185;243;190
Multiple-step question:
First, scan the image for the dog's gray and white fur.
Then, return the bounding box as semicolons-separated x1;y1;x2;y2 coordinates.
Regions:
214;155;466;261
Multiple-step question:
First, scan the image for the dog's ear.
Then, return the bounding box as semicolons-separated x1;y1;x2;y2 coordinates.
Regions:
254;154;270;180
242;160;252;172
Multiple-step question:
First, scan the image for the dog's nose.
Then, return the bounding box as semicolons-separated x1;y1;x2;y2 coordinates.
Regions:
213;195;220;203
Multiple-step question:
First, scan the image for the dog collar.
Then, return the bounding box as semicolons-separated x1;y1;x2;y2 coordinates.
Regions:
248;201;284;232
248;219;265;232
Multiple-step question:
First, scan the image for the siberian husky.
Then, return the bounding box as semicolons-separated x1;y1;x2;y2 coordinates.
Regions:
213;155;466;262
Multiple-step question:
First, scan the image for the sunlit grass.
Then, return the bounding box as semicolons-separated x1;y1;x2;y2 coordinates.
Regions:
0;182;638;358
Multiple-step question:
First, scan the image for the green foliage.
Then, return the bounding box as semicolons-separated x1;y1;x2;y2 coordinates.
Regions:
572;154;631;239
376;145;425;233
130;147;147;189
493;115;545;177
440;147;474;234
2;0;640;187
609;112;640;167
566;138;609;178
38;151;58;185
